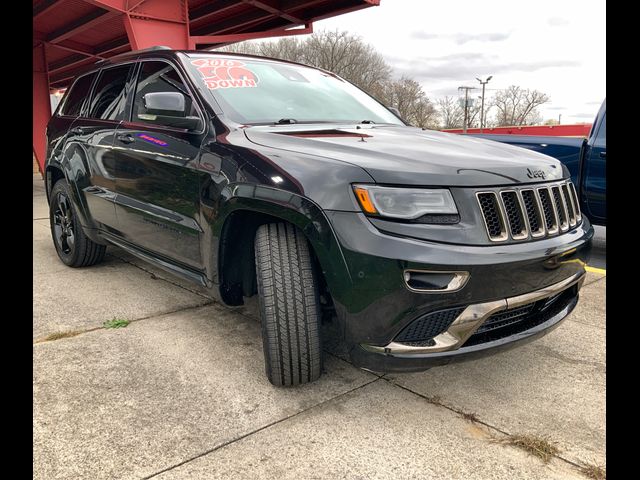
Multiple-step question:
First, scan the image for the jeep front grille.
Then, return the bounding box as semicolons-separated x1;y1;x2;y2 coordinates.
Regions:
477;192;508;241
477;180;581;242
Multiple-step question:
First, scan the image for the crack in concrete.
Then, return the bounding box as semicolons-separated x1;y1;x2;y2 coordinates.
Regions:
566;318;605;330
316;349;599;478
533;345;605;371
142;376;382;479
33;301;214;345
583;275;606;287
382;378;591;475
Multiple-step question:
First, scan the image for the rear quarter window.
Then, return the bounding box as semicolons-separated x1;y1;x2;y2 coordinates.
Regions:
58;72;96;117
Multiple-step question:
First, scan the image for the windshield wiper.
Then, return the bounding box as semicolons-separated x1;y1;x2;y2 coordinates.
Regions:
275;118;297;124
360;120;376;124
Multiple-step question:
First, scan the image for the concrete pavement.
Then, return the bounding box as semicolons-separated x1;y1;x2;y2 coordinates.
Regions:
33;175;605;479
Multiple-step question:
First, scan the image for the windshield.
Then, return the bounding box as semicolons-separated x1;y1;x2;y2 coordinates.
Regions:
183;54;404;126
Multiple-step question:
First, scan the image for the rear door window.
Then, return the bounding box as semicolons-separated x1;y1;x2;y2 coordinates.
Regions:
88;64;134;121
58;72;96;117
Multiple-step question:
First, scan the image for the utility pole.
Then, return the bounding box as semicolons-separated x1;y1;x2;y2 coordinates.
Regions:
475;76;492;132
458;85;476;133
558;113;562;125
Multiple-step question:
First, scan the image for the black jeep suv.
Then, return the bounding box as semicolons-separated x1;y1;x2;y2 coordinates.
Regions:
44;48;593;386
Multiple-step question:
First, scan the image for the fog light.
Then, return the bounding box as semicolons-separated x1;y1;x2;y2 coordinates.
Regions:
403;270;469;293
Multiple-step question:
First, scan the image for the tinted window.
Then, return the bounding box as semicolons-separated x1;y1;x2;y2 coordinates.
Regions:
595;113;606;147
133;61;197;126
88;64;133;120
59;73;96;117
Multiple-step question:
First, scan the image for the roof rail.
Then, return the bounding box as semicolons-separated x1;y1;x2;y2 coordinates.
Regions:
131;46;172;53
96;46;172;65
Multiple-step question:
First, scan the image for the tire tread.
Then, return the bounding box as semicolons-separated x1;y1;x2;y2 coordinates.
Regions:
255;223;321;386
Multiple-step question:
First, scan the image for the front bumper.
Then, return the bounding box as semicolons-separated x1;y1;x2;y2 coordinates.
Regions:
350;287;579;372
352;272;583;372
322;211;593;372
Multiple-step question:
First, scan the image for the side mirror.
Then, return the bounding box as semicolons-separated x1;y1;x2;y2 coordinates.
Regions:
143;92;185;116
388;106;402;118
140;92;202;131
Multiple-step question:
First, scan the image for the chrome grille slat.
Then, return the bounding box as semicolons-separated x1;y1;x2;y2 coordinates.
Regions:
477;192;508;241
500;190;528;239
477;181;581;243
537;187;559;235
520;189;545;237
551;186;569;231
561;184;577;226
568;182;582;222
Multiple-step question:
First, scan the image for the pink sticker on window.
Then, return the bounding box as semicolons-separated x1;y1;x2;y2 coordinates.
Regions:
191;58;259;90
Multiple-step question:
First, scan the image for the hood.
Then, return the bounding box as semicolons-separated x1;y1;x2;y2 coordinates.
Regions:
244;124;566;186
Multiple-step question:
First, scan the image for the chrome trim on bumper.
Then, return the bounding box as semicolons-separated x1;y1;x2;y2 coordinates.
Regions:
361;271;585;356
403;269;470;293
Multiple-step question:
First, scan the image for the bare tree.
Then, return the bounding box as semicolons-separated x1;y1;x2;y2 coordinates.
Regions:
218;41;260;55
302;30;392;92
411;97;440;129
492;85;550;126
437;96;464;129
217;30;391;93
377;77;438;128
466;100;484;129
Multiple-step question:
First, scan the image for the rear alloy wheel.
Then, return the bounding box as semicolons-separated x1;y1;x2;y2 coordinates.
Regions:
254;223;322;386
49;179;106;267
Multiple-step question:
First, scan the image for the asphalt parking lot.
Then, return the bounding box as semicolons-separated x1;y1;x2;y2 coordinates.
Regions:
33;175;605;479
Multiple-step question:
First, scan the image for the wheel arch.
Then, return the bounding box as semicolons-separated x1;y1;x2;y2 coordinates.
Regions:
45;153;103;244
45;164;66;203
214;184;353;308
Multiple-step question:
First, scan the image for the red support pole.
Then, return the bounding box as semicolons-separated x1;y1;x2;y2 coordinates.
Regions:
33;44;51;175
123;0;190;50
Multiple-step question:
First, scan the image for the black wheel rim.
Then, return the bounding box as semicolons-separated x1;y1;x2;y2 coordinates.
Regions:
53;192;75;255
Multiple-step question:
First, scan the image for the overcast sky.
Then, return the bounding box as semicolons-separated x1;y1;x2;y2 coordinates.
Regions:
313;0;605;123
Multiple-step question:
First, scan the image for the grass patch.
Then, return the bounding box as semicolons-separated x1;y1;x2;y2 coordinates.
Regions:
502;434;559;463
103;318;130;329
37;330;83;342
580;463;605;480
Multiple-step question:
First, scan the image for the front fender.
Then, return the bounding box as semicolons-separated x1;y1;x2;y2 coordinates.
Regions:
213;183;354;305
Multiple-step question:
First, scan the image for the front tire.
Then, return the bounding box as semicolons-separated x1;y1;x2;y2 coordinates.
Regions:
49;179;106;267
254;223;322;386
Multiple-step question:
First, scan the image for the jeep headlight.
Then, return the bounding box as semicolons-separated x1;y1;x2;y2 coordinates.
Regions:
352;184;458;219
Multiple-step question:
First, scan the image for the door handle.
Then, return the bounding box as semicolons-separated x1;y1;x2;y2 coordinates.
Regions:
116;133;135;144
599;151;606;158
69;126;86;135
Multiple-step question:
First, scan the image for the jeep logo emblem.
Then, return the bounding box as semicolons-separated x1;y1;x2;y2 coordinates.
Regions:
526;168;546;180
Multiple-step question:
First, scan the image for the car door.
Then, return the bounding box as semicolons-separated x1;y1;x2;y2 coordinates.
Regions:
63;64;135;231
112;59;207;269
582;111;606;223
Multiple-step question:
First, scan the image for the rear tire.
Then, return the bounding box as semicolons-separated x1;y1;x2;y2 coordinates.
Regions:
49;179;106;267
254;223;322;386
